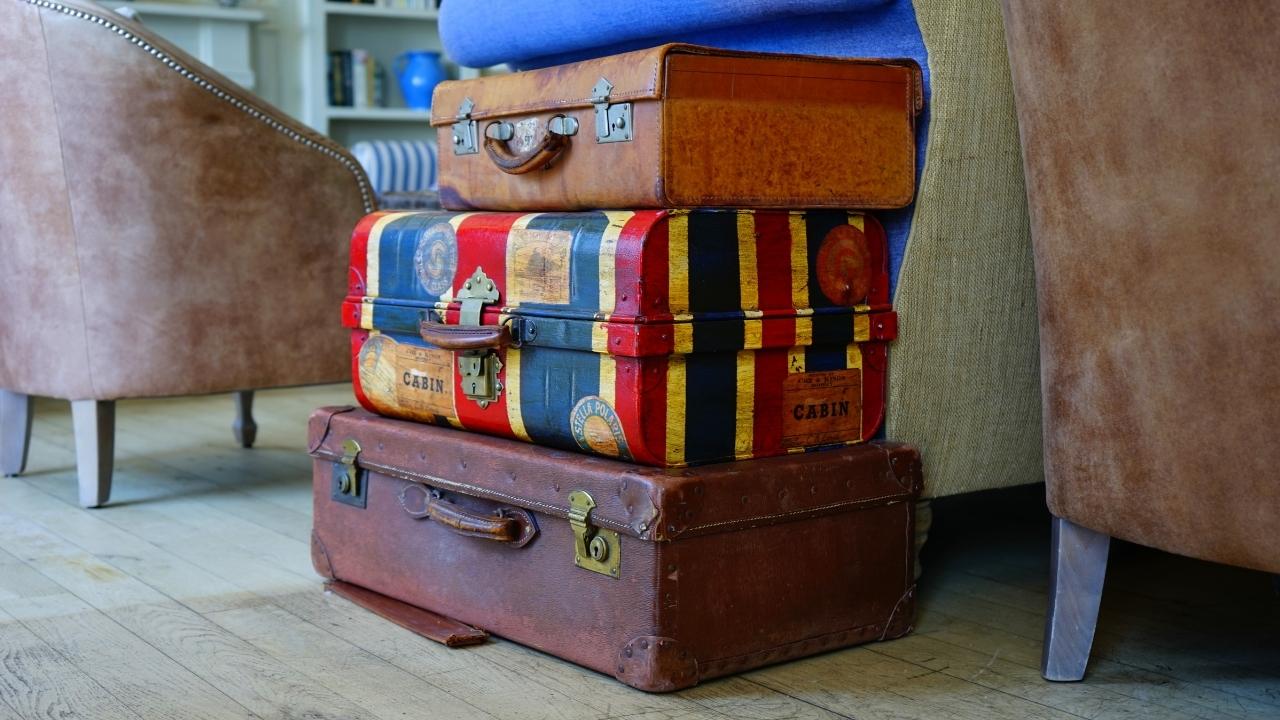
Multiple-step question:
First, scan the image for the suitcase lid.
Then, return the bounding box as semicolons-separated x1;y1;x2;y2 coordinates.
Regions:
343;210;897;358
310;406;921;542
428;43;923;128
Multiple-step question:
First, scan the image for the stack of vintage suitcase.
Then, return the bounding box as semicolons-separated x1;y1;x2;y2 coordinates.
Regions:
310;45;925;692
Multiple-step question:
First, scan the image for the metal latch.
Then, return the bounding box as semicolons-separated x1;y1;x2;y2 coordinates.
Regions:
456;267;503;408
568;490;621;578
591;77;632;144
331;439;366;508
451;97;479;155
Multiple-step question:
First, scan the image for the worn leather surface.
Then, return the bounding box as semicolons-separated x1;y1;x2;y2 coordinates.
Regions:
0;0;369;401
1003;0;1280;573
432;44;921;211
310;407;920;690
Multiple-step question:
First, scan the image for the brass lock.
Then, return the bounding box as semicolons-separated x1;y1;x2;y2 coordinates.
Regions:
455;267;503;408
331;439;366;508
568;490;621;578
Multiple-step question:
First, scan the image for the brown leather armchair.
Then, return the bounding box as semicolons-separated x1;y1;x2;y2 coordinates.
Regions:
0;0;372;506
1001;0;1280;680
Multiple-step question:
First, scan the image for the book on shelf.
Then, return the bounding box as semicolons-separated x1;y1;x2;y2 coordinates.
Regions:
328;50;386;109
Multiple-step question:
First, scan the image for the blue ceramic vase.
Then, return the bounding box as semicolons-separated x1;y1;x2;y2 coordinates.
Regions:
394;50;444;111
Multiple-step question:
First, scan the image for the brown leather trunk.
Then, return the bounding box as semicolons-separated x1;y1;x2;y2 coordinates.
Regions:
309;406;921;692
430;44;923;211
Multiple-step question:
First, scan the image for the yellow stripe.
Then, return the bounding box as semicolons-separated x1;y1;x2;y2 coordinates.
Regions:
668;213;690;315
854;314;871;343
734;351;755;459
591;322;609;353
737;212;758;311
360;299;374;329
846;341;864;371
599;354;616;408
665;356;687;465
673;322;693;355
848;212;865;232
599;211;634;315
505;213;542;306
795;316;813;346
504;347;531;441
787;349;806;374
789;212;809;309
364;212;414;299
743;319;763;350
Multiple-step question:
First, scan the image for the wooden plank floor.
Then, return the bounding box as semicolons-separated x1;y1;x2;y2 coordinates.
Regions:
1;386;1277;720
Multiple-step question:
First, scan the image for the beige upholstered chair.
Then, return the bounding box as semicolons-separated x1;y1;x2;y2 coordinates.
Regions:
1002;0;1280;680
0;0;372;506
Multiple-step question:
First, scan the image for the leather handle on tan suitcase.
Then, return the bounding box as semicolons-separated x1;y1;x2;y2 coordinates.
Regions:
418;321;511;351
483;116;574;175
399;484;537;547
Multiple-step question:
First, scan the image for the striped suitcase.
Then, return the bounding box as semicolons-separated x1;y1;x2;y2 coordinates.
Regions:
343;209;897;466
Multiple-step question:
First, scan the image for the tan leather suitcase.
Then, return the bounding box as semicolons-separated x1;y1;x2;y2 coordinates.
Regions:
430;44;923;211
310;406;921;692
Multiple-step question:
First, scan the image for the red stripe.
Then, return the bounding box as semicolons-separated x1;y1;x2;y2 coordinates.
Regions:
754;212;793;311
612;357;643;463
640;212;671;318
451;213;522;437
861;342;888;440
348;212;383;298
612;211;665;318
863;214;890;306
629;356;669;466
752;349;788;455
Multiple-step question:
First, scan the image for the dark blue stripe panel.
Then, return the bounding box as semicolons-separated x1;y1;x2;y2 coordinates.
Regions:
518;346;599;450
687;212;741;314
375;213;457;303
523;212;607;310
804;345;847;373
682;352;737;463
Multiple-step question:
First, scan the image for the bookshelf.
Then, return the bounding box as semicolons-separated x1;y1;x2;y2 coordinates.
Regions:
303;0;456;147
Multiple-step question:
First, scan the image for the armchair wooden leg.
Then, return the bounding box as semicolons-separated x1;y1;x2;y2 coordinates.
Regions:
1043;515;1110;681
72;400;115;508
232;390;257;449
1;390;34;477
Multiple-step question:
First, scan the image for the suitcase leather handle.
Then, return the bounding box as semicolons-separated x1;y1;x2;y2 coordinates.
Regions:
419;321;511;351
483;118;571;175
399;484;537;547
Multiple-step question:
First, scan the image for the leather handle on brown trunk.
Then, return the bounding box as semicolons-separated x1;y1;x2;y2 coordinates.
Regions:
483;118;571;175
419;321;510;351
399;484;537;547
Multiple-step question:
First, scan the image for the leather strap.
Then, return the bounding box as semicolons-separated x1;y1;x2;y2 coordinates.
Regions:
419;321;510;351
399;484;538;547
483;119;570;175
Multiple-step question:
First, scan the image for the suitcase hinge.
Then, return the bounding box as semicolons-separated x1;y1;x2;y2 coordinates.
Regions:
456;267;503;408
331;439;367;508
591;77;632;144
568;490;621;578
451;97;479;155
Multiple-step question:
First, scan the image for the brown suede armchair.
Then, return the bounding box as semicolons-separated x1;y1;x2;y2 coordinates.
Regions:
1002;0;1280;681
0;0;373;506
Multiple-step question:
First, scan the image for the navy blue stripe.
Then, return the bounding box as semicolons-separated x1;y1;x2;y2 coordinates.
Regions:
804;345;847;373
523;212;607;310
810;313;854;347
376;214;442;301
682;353;737;463
518;347;598;450
686;212;741;314
692;319;744;353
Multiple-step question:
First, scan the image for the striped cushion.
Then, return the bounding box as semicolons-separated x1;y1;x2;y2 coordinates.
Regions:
351;140;438;194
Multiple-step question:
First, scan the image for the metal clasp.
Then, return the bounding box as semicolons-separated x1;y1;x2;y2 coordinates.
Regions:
452;97;479;155
456;267;503;408
568;490;621;578
591;77;632;144
332;439;366;508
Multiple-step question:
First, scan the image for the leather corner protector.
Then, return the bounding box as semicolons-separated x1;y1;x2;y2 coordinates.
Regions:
311;529;335;580
615;635;699;692
880;584;916;641
620;475;662;538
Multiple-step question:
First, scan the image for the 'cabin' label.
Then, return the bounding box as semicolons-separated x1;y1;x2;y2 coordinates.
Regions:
781;369;862;448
